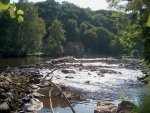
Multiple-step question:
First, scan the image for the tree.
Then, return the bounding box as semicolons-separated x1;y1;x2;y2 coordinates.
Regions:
0;2;46;57
17;2;46;54
65;19;79;41
110;38;123;56
96;27;115;54
0;0;24;23
82;30;97;50
44;19;66;56
107;0;150;62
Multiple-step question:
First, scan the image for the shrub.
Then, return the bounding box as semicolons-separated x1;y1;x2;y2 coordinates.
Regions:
137;96;150;113
123;49;130;56
131;50;140;58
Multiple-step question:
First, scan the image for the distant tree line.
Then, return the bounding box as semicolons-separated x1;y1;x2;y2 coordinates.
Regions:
0;0;142;58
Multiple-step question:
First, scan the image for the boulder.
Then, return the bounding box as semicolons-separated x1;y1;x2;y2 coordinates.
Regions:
94;101;117;113
61;69;76;74
141;79;149;84
117;100;136;113
0;102;10;113
33;92;45;98
137;75;148;81
62;92;72;100
26;99;43;112
65;76;74;79
85;81;90;84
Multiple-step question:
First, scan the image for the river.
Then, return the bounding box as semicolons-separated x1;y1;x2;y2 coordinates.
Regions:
0;57;50;72
0;57;148;113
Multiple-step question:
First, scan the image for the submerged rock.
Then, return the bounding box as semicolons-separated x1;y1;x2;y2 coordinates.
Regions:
94;101;117;113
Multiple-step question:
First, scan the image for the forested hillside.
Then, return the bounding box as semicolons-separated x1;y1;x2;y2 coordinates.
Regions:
0;0;142;57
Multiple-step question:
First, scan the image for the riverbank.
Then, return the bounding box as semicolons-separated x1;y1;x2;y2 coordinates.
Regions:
0;57;148;113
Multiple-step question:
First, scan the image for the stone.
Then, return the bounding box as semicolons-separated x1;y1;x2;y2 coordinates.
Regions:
0;102;10;113
85;81;90;84
94;101;117;113
117;100;136;113
137;76;148;81
141;79;149;84
33;92;45;98
26;99;43;112
61;69;76;74
65;76;74;79
62;92;72;100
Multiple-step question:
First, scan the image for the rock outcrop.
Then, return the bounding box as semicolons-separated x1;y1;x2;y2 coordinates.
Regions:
94;101;136;113
94;101;117;113
117;100;136;113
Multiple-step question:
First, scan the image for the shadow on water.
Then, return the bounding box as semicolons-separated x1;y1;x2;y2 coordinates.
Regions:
0;57;50;72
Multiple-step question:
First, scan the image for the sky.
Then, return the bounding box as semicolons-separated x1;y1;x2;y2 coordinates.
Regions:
11;0;109;11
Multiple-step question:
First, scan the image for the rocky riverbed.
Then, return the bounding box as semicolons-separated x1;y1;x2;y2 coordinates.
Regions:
0;57;148;113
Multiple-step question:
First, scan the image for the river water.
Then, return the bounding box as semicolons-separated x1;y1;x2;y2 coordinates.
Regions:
0;57;50;72
0;57;148;113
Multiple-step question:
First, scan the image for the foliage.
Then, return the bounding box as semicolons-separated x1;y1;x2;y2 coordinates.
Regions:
123;49;130;56
107;0;150;62
0;0;24;23
0;2;46;57
44;19;66;56
131;49;140;58
137;96;150;113
0;0;144;57
119;90;125;101
110;38;123;56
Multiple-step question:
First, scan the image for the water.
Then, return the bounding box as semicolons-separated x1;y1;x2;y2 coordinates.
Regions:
37;58;148;113
0;57;50;72
0;57;148;113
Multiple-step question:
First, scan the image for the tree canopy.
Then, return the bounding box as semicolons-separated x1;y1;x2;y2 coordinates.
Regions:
0;0;144;57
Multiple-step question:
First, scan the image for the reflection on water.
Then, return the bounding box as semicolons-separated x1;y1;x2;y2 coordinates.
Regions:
0;57;50;72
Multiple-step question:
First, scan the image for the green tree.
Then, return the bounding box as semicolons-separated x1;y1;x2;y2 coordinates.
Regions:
0;2;46;57
110;38;123;56
65;19;79;41
17;2;46;54
96;27;115;54
82;30;97;51
44;19;66;56
107;0;150;62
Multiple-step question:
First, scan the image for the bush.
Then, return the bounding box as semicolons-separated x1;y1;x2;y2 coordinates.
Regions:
123;49;130;56
131;50;140;58
137;96;150;113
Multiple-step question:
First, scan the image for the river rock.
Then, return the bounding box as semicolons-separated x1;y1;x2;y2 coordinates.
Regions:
94;101;117;113
141;79;149;84
26;99;43;112
137;75;148;81
33;92;45;98
85;81;90;84
0;102;10;113
65;76;74;79
62;92;72;100
117;100;136;113
61;69;76;74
